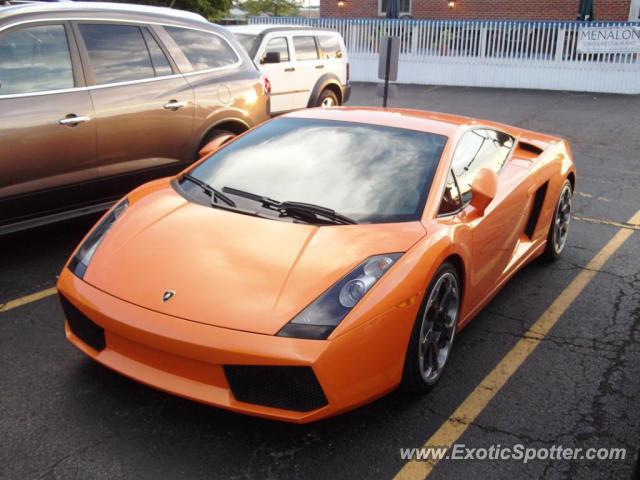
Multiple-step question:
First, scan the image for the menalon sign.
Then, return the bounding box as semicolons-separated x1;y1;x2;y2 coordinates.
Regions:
577;26;640;53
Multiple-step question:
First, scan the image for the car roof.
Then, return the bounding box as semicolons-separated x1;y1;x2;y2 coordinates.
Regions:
283;108;472;137
0;1;208;24
228;24;335;35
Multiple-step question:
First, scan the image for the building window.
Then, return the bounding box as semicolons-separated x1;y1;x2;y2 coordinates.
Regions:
378;0;412;15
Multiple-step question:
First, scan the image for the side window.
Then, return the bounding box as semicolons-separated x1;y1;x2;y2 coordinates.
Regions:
261;37;289;63
318;35;343;59
79;24;155;85
451;129;514;205
438;170;462;215
164;26;238;71
293;36;319;61
142;28;172;77
492;130;515;170
0;24;74;95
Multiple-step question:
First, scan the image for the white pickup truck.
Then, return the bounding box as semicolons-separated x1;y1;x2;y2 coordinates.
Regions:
229;25;351;114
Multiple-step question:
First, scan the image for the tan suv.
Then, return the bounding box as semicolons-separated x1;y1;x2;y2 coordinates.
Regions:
0;2;270;234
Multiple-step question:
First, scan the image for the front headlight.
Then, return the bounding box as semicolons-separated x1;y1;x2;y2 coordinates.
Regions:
277;253;402;340
68;198;129;279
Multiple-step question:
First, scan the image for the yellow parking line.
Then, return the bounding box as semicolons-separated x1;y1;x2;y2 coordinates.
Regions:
0;287;57;313
394;208;640;480
573;214;640;231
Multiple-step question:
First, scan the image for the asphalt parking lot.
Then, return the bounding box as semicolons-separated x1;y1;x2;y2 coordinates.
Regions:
1;83;639;480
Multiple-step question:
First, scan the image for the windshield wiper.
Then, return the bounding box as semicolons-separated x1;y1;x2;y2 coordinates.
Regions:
222;186;358;225
222;186;280;209
183;174;236;207
278;201;358;225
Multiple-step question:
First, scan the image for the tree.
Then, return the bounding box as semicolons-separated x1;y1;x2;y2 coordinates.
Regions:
241;0;300;17
118;0;233;20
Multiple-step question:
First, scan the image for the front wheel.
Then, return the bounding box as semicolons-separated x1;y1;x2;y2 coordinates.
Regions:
543;179;573;261
401;262;461;393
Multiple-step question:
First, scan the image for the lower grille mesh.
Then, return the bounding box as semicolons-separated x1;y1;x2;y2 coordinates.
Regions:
224;365;328;412
59;295;106;351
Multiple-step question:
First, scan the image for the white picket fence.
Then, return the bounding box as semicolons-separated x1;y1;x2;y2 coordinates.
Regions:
248;17;640;94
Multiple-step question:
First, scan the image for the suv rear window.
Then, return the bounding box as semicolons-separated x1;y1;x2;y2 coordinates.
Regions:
165;26;238;71
79;24;156;85
318;35;343;59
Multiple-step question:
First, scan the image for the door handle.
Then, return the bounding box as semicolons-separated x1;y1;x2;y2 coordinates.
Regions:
315;64;325;69
59;115;91;126
163;100;188;111
284;67;295;72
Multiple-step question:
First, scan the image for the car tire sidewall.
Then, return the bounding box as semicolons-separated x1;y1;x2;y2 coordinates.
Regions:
400;262;461;394
197;129;235;160
316;89;339;108
544;179;573;261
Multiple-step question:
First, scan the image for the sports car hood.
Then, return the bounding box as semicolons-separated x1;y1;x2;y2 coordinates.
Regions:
84;184;426;335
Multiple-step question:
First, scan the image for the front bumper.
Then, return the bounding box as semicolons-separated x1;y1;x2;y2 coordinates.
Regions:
342;84;351;104
57;268;417;423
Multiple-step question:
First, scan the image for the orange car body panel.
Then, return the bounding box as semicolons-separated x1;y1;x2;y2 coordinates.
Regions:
58;107;576;422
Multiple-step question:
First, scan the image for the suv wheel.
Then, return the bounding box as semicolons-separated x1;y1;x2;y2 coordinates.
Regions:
197;130;235;160
316;89;339;108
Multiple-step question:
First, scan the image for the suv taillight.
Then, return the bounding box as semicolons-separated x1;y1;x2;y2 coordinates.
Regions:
262;75;271;95
346;62;350;83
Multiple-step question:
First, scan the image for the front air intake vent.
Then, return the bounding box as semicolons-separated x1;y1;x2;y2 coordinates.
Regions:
224;365;328;412
59;295;106;351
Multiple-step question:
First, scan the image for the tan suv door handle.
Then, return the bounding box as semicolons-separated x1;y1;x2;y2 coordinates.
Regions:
59;115;91;126
164;100;188;111
315;64;325;69
284;67;295;72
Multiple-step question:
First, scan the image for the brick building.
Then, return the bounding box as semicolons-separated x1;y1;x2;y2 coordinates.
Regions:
320;0;640;21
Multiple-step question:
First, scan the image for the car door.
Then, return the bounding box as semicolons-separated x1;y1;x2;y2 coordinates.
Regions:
317;33;347;86
440;129;534;307
158;25;251;146
0;21;98;228
290;35;322;109
257;35;297;113
74;22;195;189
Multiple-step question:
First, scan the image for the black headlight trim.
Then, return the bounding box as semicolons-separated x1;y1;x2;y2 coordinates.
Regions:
276;253;403;340
68;198;129;279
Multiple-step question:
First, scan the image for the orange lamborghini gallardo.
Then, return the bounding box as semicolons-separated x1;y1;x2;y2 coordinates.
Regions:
57;108;575;423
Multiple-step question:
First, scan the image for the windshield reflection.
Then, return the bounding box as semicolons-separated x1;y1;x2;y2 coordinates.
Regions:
191;118;447;224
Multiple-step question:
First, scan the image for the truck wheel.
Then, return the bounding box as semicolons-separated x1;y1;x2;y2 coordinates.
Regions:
315;89;339;108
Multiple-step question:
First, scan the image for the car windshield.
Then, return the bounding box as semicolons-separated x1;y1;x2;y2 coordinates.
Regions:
233;33;261;57
188;118;447;224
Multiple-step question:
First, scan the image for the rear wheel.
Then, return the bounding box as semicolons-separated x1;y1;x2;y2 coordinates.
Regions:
197;130;235;160
401;262;461;393
543;179;572;261
315;89;339;108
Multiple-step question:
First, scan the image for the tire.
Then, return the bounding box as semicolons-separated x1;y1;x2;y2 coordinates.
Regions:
315;89;339;108
197;130;235;160
543;179;573;261
400;262;461;393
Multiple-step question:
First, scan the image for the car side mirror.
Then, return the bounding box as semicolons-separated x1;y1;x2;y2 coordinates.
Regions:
469;168;498;216
261;51;281;64
198;133;235;159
